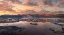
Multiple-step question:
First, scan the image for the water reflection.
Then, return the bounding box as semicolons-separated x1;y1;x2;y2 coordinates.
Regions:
0;21;64;35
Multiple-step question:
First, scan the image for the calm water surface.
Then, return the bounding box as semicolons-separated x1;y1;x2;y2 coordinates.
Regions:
0;21;64;35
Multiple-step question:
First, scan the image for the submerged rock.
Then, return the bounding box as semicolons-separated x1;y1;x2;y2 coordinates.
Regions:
49;28;62;34
30;22;38;25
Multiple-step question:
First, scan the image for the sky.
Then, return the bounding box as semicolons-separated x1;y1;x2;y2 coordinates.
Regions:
0;0;64;15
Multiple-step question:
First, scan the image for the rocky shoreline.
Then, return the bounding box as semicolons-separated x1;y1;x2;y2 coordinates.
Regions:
0;26;25;35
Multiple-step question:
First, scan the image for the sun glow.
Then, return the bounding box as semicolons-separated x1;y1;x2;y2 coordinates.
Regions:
12;4;37;12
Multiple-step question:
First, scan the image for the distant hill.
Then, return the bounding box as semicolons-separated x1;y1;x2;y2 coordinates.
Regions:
0;14;64;18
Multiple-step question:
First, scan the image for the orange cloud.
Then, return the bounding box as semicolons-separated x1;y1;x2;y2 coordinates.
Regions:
0;0;64;15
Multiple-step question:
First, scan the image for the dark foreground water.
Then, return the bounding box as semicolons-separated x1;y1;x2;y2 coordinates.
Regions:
0;21;64;35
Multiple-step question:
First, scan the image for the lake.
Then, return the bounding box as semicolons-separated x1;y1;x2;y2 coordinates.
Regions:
0;21;64;35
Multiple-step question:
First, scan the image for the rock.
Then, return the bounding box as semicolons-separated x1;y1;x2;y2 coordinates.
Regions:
0;26;25;35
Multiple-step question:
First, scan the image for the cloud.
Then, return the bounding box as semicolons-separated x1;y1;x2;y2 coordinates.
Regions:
0;1;16;15
0;1;14;11
26;0;38;6
43;0;59;7
26;10;36;14
6;0;22;4
0;0;64;15
59;0;64;8
44;0;53;5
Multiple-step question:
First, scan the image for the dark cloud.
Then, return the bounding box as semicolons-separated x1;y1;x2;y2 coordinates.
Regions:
27;2;38;6
42;0;61;7
43;0;54;6
6;0;22;4
27;0;38;6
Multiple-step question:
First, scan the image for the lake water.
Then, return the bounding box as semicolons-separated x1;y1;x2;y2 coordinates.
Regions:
0;21;64;35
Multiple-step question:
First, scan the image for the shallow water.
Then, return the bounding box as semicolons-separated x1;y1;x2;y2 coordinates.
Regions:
0;21;64;35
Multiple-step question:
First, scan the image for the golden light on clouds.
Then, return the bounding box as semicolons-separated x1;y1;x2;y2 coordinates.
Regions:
0;11;12;15
0;0;64;15
12;4;36;12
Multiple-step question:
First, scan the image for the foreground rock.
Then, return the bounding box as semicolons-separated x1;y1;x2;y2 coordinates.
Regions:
0;26;25;35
